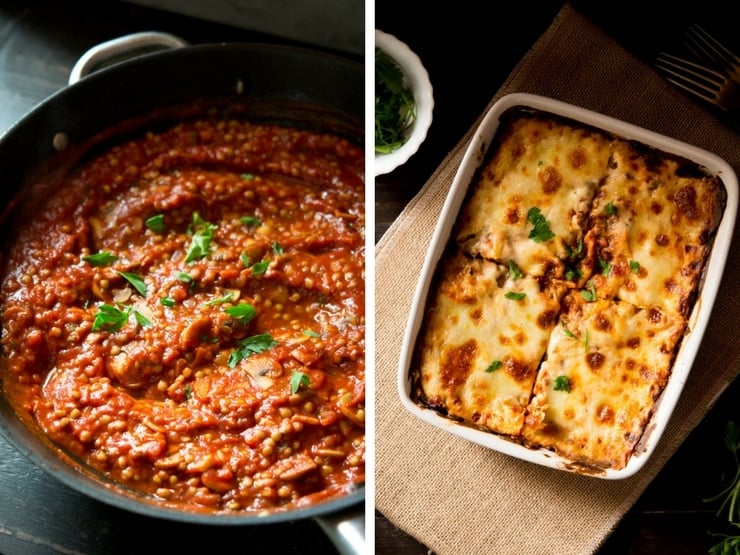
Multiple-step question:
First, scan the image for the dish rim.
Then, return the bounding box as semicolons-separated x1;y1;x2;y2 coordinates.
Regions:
396;92;739;479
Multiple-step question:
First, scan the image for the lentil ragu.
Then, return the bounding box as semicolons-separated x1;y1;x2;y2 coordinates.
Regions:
0;116;365;514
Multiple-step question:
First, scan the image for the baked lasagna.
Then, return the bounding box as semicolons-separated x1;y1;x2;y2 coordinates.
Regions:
411;106;726;470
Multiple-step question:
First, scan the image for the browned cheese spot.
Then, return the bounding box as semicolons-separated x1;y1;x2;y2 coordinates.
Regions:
595;313;611;332
539;166;562;194
469;307;483;324
648;308;663;324
504;357;532;383
650;200;663;215
569;147;587;169
506;205;521;224
537;309;557;330
440;340;477;390
655;233;670;247
586;351;606;371
596;404;615;424
627;337;640;349
674;185;700;220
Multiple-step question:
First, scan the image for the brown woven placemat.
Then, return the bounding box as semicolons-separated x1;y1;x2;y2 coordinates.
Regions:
374;3;740;554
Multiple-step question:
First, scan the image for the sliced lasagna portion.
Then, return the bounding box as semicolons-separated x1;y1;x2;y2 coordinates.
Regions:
580;139;726;317
521;292;687;469
416;251;567;436
455;111;612;278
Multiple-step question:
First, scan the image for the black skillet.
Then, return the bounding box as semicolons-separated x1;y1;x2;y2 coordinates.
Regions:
0;32;365;554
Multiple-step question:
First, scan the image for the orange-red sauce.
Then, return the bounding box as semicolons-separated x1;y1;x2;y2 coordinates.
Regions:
0;117;365;514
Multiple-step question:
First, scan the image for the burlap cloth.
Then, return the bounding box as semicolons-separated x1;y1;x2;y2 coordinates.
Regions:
374;3;740;554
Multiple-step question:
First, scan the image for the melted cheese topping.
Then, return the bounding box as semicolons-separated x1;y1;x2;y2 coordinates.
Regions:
455;113;611;278
584;140;725;317
417;252;566;435
413;107;726;470
521;293;686;469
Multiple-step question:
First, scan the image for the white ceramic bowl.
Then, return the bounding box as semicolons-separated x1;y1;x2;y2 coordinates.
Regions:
374;29;434;176
397;92;738;479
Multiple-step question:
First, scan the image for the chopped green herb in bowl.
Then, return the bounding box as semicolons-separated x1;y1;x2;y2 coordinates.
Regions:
375;29;434;176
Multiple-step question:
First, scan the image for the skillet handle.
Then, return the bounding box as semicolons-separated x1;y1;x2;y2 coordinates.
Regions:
68;31;189;85
315;505;366;555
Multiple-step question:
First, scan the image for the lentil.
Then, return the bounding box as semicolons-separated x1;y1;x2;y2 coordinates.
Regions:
0;117;365;514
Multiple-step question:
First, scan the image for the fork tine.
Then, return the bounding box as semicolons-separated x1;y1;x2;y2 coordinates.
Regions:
654;53;729;106
686;24;739;65
684;24;740;83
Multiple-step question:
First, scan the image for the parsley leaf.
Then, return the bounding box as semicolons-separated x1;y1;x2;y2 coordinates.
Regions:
240;215;260;226
290;370;311;394
224;302;257;325
508;259;523;280
228;333;278;367
82;251;118;267
145;214;165;232
504;291;526;301
485;360;503;373
91;304;129;332
185;212;217;264
375;47;416;154
526;207;555;243
581;279;597;302
629;260;641;274
553;375;571;392
117;271;148;297
604;202;618;216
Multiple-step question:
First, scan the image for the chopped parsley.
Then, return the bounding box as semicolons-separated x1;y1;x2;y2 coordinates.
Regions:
241;173;256;181
272;242;284;255
598;259;612;277
629;260;641;274
228;333;278;367
290;370;311;394
581;279;597;302
508;259;523;280
303;329;321;338
526;207;555;243
145;214;165;232
504;291;526;301
240;252;251;268
132;309;152;327
240;215;260;226
91;304;129;332
561;320;589;352
82;251;118;267
604;202;618;216
375;47;415;154
117;271;148;297
485;360;503;373
204;293;235;306
92;304;151;332
553;375;571;392
223;302;257;326
160;297;176;307
185;212;217;264
251;260;270;275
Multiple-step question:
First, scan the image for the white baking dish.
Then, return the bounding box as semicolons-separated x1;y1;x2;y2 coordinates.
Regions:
396;92;738;479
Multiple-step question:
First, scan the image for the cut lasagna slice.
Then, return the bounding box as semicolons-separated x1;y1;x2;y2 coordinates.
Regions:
454;111;612;278
521;292;687;470
581;139;725;317
416;251;567;436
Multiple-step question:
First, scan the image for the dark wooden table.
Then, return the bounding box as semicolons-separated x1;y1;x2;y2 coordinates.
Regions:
0;1;362;554
374;1;740;553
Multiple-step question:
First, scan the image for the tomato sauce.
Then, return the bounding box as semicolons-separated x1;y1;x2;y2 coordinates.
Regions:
0;116;365;514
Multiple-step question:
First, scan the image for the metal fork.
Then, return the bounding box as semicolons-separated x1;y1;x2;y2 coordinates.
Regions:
655;52;740;116
684;24;740;84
